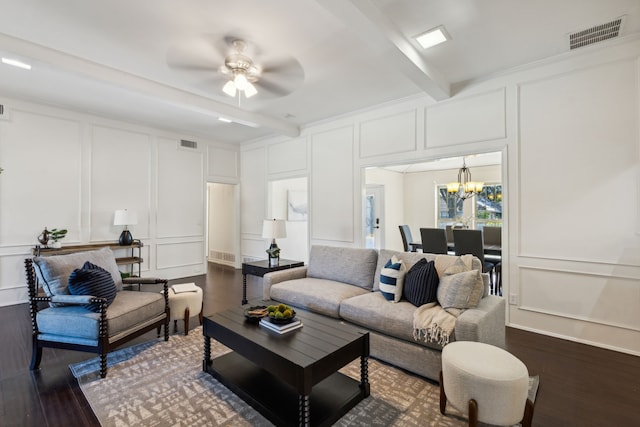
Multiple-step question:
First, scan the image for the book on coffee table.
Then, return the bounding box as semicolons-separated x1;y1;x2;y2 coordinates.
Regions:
259;318;303;334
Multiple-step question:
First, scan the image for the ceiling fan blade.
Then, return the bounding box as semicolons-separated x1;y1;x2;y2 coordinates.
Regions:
255;77;296;98
166;36;226;72
261;56;303;76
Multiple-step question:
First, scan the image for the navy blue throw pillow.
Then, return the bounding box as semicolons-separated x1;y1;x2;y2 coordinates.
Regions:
68;261;117;312
403;258;439;307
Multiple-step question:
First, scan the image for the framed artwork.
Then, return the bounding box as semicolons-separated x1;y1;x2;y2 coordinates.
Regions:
287;190;308;221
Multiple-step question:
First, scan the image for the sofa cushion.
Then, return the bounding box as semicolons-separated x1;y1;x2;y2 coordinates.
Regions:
340;292;449;351
375;250;482;291
437;259;484;310
68;261;117;312
270;277;370;318
33;248;125;305
36;290;165;341
307;245;378;290
379;255;406;302
403;258;439;306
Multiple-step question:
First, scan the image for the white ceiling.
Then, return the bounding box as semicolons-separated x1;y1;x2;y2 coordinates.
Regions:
0;0;638;144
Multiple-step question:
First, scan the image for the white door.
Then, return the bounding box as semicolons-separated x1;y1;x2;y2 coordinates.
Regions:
365;185;384;249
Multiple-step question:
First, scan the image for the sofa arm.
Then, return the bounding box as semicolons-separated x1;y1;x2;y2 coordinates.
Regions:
455;295;506;348
262;266;308;300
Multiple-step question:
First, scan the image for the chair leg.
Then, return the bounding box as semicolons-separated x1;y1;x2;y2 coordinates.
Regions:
468;399;479;427
30;341;42;370
199;302;203;325
99;352;107;378
439;371;447;415
183;307;190;335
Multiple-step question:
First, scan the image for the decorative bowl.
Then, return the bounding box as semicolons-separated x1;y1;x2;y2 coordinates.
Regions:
268;312;297;325
244;305;268;322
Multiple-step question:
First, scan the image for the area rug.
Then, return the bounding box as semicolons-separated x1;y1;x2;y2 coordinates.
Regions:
70;328;537;426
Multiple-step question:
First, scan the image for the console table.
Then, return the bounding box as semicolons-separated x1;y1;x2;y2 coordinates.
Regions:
241;259;304;304
33;241;143;278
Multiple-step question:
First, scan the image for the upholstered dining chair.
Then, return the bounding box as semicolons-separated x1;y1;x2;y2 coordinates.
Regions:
399;225;423;252
483;226;502;295
453;229;496;290
25;247;170;378
419;228;449;254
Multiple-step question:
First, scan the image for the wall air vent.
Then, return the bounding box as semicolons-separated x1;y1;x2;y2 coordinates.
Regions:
179;139;197;149
569;16;624;50
0;104;10;121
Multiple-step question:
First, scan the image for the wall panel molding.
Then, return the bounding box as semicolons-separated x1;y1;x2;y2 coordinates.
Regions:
517;265;640;333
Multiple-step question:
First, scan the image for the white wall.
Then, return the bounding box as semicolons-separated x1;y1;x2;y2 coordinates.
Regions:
0;98;239;306
240;36;640;356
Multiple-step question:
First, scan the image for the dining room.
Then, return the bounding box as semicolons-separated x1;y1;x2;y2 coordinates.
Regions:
364;151;503;293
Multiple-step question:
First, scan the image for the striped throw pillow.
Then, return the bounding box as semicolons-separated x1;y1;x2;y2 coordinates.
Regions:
379;255;406;302
68;261;117;312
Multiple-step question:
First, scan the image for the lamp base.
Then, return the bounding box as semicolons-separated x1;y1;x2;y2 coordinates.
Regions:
119;229;133;246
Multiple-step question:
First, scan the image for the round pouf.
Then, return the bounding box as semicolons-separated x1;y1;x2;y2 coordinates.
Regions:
167;285;203;335
441;341;529;426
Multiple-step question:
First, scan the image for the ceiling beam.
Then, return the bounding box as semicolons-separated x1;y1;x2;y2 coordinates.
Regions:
0;33;300;137
317;0;450;101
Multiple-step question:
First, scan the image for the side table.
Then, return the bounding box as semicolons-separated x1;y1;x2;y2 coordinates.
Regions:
241;259;304;304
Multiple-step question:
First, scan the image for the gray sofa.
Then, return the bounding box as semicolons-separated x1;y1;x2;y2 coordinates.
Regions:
263;245;505;381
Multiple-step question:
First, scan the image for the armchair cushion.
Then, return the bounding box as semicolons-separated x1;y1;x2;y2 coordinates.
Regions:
68;261;117;312
36;290;166;343
33;248;125;306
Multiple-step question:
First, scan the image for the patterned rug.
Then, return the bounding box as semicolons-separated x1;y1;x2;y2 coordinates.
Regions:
70;328;535;426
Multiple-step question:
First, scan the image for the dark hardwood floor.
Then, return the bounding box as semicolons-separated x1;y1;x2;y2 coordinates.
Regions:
1;262;638;426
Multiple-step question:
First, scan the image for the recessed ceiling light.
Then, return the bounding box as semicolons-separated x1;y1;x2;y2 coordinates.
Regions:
218;117;232;123
415;26;450;50
1;57;31;70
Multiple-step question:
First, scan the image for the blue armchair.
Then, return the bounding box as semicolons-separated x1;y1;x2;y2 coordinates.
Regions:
25;247;169;378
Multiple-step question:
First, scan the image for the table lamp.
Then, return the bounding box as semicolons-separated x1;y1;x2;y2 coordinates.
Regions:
262;219;286;267
114;209;138;246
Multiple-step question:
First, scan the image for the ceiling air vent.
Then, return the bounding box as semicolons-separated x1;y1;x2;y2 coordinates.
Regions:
569;16;625;50
179;139;197;149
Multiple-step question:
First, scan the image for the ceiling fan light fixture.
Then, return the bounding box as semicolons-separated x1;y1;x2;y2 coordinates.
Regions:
415;26;450;49
244;81;257;98
222;80;237;97
233;72;248;90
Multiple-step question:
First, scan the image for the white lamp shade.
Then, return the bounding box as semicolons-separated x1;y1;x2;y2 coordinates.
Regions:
113;209;138;226
262;219;287;239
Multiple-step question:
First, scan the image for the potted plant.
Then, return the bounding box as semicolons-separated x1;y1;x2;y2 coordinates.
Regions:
48;228;68;248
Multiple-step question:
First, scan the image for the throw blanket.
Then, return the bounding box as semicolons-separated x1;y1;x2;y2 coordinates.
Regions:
413;303;460;346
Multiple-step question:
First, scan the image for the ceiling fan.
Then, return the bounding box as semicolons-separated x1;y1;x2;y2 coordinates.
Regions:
167;35;304;101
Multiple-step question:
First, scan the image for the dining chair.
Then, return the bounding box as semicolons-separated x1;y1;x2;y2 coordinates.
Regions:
453;229;496;291
482;226;502;295
399;225;422;252
419;228;448;254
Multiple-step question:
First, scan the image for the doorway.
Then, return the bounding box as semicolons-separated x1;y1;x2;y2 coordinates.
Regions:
207;183;239;267
365;185;384;249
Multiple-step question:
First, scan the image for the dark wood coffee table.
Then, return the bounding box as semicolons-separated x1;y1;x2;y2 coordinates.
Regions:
203;303;370;427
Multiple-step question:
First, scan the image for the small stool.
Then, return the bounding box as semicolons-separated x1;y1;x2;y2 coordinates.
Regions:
440;341;534;427
166;285;203;335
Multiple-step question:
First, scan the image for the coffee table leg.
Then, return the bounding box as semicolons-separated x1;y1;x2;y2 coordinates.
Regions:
203;335;211;371
298;394;310;427
360;355;370;396
242;274;248;305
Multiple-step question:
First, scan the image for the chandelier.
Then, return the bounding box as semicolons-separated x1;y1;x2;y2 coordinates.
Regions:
446;159;483;200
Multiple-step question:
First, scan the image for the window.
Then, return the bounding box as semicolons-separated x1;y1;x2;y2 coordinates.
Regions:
437;186;463;228
436;183;502;229
475;184;502;228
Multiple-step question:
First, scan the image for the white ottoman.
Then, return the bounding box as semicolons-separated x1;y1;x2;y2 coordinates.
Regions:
440;341;533;427
166;283;203;335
